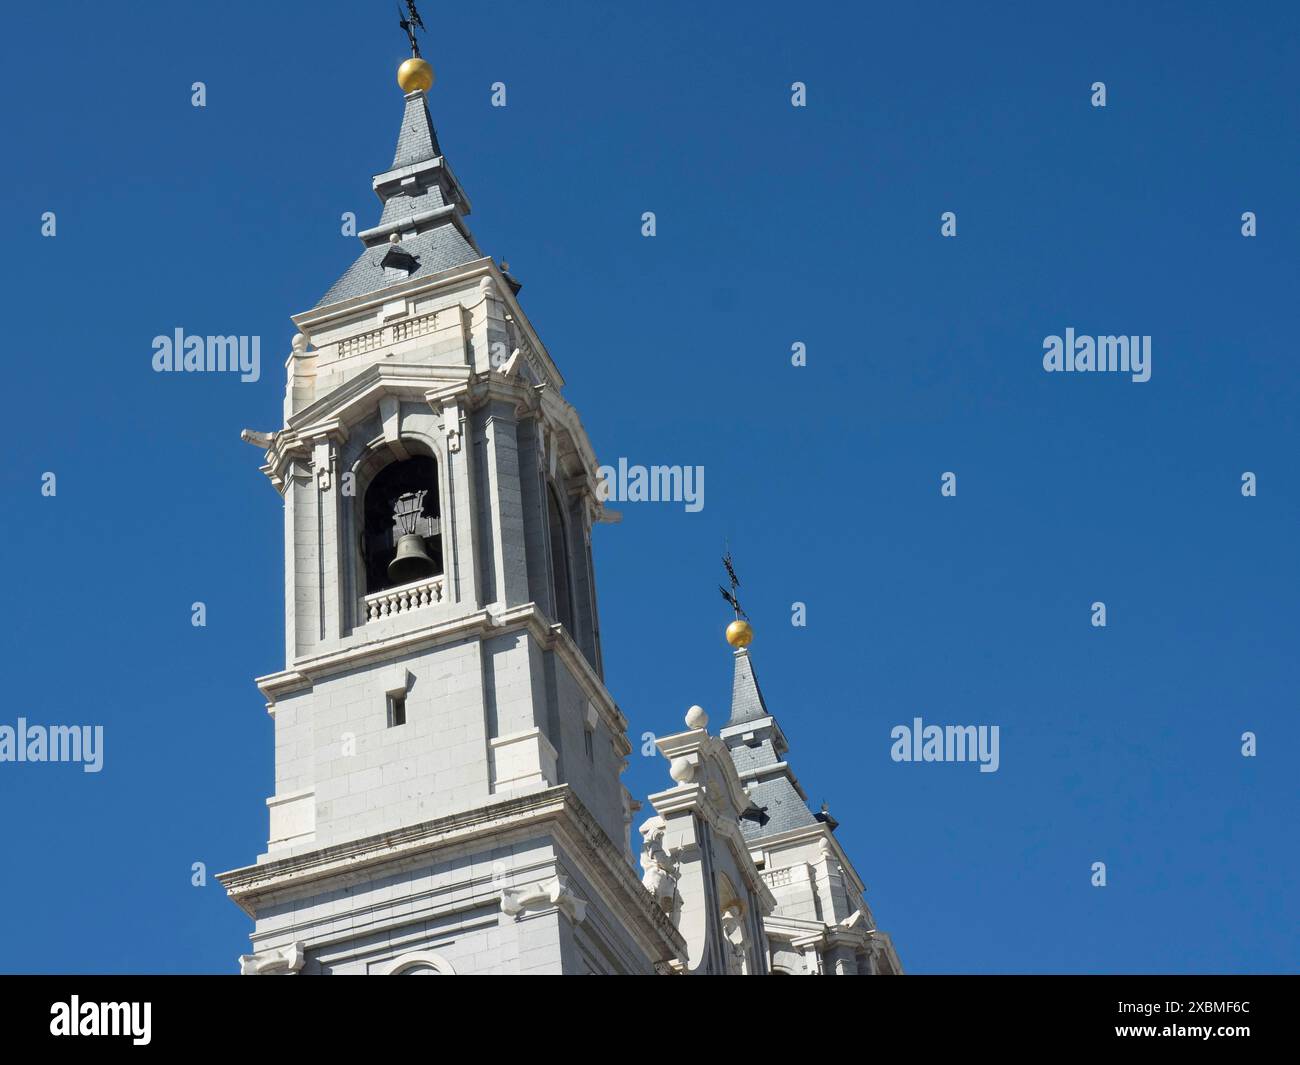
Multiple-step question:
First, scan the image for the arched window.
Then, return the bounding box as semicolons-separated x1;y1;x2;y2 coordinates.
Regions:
361;456;442;594
546;483;574;633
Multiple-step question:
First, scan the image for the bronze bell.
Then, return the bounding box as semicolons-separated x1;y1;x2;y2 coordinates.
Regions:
388;533;437;585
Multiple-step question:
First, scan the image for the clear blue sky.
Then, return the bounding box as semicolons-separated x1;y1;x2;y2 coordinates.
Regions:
0;0;1295;974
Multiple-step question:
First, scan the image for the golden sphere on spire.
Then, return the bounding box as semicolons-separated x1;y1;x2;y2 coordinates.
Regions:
397;57;434;93
725;619;753;648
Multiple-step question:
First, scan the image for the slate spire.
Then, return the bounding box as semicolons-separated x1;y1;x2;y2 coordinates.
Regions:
716;564;822;841
728;647;772;727
721;643;819;840
391;91;443;168
314;70;484;307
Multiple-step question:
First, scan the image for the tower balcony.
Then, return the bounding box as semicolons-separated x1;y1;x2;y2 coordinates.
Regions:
361;573;446;623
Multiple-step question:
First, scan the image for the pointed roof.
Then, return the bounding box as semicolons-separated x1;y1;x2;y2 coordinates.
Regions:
721;646;820;841
315;90;483;308
728;648;772;726
391;92;443;168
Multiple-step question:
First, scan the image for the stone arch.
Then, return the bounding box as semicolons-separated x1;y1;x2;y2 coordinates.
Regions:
385;951;457;975
344;430;450;628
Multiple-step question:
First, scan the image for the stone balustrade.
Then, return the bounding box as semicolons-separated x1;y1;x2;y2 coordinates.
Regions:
363;574;445;621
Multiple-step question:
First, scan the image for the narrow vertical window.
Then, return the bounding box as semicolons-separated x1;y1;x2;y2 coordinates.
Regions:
387;693;407;727
546;484;575;633
584;727;595;762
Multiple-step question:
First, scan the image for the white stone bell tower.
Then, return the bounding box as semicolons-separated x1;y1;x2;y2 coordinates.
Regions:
217;45;682;975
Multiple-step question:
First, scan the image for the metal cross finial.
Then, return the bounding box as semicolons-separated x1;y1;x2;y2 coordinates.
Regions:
719;549;747;620
398;1;427;57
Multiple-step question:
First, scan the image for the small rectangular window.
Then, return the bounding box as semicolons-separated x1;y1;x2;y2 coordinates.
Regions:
584;728;594;762
387;694;407;728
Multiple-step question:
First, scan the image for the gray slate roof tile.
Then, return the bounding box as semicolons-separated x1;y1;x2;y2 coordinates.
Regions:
728;649;771;726
317;223;480;306
314;92;480;309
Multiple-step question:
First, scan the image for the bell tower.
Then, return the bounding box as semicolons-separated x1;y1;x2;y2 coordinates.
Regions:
218;22;683;975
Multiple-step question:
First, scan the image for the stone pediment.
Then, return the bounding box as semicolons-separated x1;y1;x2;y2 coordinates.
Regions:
290;361;474;432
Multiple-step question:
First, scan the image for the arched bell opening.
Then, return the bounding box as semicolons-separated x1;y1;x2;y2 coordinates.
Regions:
361;455;443;594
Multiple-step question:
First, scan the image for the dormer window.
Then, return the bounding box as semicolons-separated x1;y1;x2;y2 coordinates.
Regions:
380;235;420;276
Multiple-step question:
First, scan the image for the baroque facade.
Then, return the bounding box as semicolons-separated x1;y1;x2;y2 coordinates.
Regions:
217;54;902;976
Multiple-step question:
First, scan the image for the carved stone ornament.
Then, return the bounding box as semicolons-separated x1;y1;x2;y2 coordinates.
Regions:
443;399;462;453
638;815;679;913
499;875;587;923
238;941;306;975
720;903;748;975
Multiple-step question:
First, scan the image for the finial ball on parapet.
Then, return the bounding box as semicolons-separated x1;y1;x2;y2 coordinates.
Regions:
685;705;708;730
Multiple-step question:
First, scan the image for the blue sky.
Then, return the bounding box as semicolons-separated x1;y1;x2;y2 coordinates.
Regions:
0;0;1296;973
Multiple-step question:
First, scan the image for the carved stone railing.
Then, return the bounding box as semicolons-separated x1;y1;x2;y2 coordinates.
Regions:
338;327;385;359
363;575;446;622
336;311;443;361
760;867;794;889
392;310;440;343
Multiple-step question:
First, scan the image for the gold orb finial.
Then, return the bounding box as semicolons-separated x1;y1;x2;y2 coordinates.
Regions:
397;57;434;93
725;619;753;648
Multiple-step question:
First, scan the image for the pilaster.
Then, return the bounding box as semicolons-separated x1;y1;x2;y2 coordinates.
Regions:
429;385;480;610
479;398;531;608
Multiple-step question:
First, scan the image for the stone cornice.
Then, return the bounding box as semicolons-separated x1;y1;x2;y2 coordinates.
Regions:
764;913;846;940
288;362;473;435
535;380;604;498
256;365;474;492
719;714;791;758
358;204;459;246
735;759;805;797
259;431;311;493
370;154;474;219
290;259;565;390
297;419;349;445
216;785;684;964
547;790;687;964
262;359;609;509
788;926;872;952
217;789;569;904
